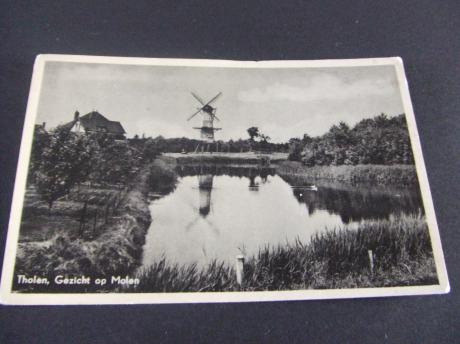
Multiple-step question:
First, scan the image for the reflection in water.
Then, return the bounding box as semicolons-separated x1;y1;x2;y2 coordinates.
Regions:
177;164;276;179
280;174;424;223
248;176;259;190
141;165;424;268
184;173;220;234
198;175;213;216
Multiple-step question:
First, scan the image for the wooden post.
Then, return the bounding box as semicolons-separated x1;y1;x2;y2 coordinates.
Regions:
236;255;244;286
368;250;374;275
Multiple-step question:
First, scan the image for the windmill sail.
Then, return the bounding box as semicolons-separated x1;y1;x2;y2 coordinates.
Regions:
187;92;222;142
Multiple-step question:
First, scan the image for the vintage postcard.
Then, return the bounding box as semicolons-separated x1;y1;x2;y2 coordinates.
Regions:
0;55;449;304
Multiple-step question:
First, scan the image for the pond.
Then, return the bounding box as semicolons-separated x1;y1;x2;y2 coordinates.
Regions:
141;165;423;268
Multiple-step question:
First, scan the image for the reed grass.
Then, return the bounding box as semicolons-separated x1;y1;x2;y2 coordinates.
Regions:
136;258;235;292
276;161;419;186
132;213;437;292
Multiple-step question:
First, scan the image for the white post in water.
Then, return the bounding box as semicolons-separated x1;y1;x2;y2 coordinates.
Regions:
368;250;374;275
236;255;245;286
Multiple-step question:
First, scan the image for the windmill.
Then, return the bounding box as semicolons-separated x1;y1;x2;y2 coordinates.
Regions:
187;91;222;152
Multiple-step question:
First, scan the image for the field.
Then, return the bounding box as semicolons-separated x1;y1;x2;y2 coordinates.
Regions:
132;213;437;292
19;184;128;243
14;189;151;291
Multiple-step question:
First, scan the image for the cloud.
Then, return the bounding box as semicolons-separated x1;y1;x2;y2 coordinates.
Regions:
237;73;395;103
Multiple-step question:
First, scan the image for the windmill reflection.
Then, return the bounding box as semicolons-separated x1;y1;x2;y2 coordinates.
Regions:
179;165;277;232
198;174;213;216
184;168;220;236
248;175;259;190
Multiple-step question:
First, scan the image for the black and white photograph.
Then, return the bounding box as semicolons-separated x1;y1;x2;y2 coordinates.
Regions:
0;55;449;304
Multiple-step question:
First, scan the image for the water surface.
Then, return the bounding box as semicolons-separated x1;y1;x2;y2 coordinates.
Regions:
142;166;423;268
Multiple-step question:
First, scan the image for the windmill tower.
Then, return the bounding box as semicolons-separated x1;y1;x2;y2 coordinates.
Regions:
187;92;222;152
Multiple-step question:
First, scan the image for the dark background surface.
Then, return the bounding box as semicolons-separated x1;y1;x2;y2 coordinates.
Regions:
0;1;458;343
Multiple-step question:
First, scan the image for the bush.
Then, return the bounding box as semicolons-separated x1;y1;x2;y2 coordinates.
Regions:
146;158;178;194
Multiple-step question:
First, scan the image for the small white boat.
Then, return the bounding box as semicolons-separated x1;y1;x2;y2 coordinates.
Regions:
291;185;318;191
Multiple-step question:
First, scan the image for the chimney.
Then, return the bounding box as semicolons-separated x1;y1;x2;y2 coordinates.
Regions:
74;111;80;121
42;122;46;130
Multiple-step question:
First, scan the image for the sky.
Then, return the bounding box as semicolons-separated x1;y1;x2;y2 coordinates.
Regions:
35;61;405;142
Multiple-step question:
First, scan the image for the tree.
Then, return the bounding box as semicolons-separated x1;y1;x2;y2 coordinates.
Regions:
28;126;50;184
302;134;313;145
247;127;259;142
142;138;161;163
36;127;94;211
288;138;303;161
326;122;353;165
259;133;271;143
89;136;142;186
294;114;413;167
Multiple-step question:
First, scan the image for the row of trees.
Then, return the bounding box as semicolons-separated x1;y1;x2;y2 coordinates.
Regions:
29;125;284;209
288;114;414;166
130;129;288;154
29;126;151;209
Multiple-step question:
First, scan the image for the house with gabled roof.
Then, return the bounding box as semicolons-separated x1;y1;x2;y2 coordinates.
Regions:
63;111;126;140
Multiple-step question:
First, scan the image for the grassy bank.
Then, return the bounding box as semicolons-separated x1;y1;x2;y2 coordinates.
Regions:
276;161;419;186
14;157;179;292
132;213;437;292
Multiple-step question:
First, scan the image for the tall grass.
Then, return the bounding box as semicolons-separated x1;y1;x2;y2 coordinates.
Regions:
276;161;419;186
136;258;235;292
131;213;437;293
